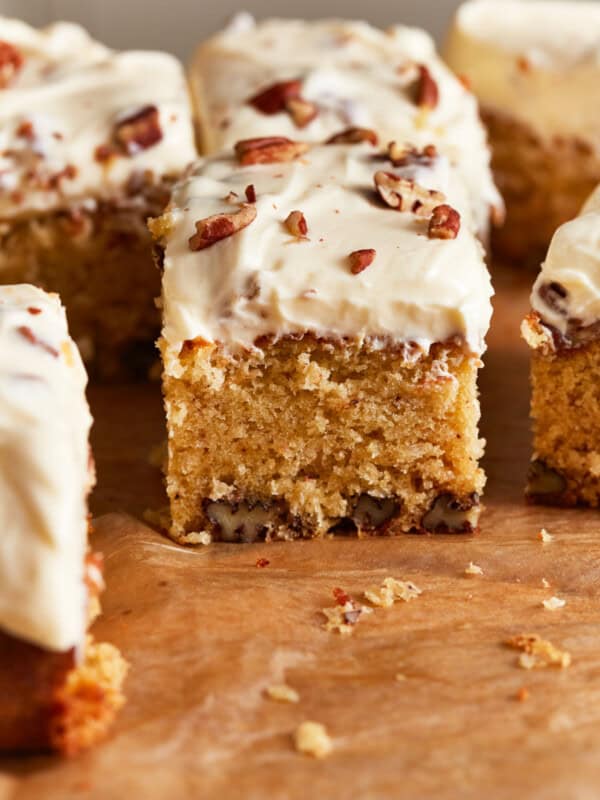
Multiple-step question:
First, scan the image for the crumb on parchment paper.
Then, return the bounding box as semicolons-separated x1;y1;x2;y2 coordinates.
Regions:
294;721;333;758
538;528;554;543
464;562;483;576
506;633;571;670
542;596;566;611
265;684;300;704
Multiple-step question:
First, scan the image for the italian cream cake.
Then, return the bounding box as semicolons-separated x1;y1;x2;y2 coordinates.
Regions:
189;16;502;237
151;137;493;544
445;0;600;264
0;285;127;754
522;186;600;507
0;17;196;378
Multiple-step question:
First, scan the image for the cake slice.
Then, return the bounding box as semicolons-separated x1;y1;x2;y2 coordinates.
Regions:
0;17;197;377
151;136;493;544
189;16;502;238
445;0;600;264
0;285;127;754
522;187;600;506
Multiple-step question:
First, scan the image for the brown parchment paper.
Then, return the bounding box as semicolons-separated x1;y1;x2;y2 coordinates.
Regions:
2;270;600;800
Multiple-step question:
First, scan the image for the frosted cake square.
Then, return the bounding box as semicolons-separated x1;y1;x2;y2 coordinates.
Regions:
522;187;600;506
0;285;127;754
151;137;493;543
446;0;600;264
189;16;501;238
0;17;196;377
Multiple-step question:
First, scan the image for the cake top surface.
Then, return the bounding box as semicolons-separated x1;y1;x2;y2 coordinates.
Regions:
531;185;600;335
158;140;493;368
446;2;600;142
192;16;501;234
0;17;196;219
0;284;93;652
453;1;600;68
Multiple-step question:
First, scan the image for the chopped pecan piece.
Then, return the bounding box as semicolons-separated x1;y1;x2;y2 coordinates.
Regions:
245;184;256;203
326;127;378;146
0;41;23;88
537;281;568;317
248;79;302;114
284;210;308;237
286;96;318;128
333;587;350;606
189;203;257;251
94;144;116;164
410;64;439;109
421;493;479;533
525;459;568;505
352;494;398;528
247;79;318;128
16;120;34;140
349;249;376;275
17;325;59;358
428;204;461;240
235;137;309;165
388;142;437;167
114;105;163;155
374;171;446;216
204;498;283;542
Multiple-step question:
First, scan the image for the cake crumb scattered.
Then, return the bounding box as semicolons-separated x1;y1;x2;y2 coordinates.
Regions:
395;673;407;682
363;577;422;608
516;686;530;702
542;596;566;611
465;561;483;576
506;633;571;669
179;530;212;545
538;528;554;543
256;558;270;568
541;578;550;588
294;721;333;758
265;684;300;703
322;599;372;635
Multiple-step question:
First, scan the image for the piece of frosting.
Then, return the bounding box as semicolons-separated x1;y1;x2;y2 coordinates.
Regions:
190;17;501;235
159;142;493;372
0;17;197;219
0;284;93;652
531;185;600;334
445;0;600;147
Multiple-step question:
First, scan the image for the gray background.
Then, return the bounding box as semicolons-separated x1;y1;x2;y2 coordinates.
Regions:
0;0;462;59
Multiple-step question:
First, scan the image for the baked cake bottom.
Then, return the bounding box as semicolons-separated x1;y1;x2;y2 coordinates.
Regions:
162;335;486;543
0;632;127;756
483;107;600;267
524;315;600;507
0;177;172;379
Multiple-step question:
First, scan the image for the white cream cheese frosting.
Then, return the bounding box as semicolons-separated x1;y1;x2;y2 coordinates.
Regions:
531;185;600;335
445;1;600;147
190;17;501;235
159;142;493;372
0;17;197;220
0;284;93;652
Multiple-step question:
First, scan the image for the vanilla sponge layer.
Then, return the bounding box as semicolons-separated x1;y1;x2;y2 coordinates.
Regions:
163;335;485;543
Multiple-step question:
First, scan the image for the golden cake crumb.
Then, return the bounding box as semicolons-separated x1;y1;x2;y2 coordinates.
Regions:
542;596;566;611
294;721;333;759
363;577;422;608
541;578;550;589
321;600;372;635
395;673;408;682
538;528;554;543
506;633;571;669
464;561;483;576
265;684;300;703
